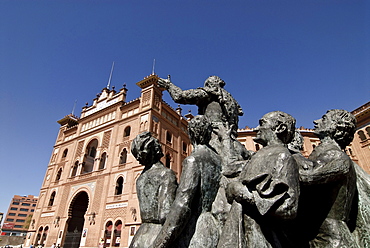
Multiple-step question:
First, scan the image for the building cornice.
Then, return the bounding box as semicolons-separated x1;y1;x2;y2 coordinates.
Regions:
136;74;160;89
57;114;79;127
351;101;370;117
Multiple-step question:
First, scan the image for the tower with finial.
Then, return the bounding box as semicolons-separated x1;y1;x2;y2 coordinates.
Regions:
136;74;163;112
79;63;128;118
35;67;191;248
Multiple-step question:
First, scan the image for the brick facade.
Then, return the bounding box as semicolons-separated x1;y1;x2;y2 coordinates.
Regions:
25;75;190;248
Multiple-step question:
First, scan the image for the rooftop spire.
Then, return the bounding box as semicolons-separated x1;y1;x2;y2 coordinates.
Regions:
107;61;115;89
71;100;77;115
152;59;156;75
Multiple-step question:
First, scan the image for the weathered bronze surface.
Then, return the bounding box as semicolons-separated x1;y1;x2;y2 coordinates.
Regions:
129;76;370;247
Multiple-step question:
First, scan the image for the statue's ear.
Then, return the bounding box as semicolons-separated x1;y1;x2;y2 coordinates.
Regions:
276;123;287;134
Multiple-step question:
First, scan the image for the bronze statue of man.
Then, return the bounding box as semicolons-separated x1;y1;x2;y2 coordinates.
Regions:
129;132;178;248
223;111;300;248
151;115;222;248
298;109;357;247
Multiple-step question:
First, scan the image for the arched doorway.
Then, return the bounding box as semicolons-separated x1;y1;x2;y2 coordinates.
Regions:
40;226;49;245
104;221;113;247
64;192;89;248
112;220;122;247
35;226;43;245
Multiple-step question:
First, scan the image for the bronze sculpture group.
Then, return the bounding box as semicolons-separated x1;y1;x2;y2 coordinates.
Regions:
129;76;370;248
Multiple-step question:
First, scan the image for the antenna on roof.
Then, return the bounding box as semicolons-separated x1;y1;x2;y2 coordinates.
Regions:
152;59;156;75
71;100;77;115
107;61;115;89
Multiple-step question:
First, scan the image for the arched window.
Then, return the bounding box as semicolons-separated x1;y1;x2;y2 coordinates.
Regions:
62;149;68;158
48;192;56;206
104;221;113;248
358;130;367;141
140;122;144;131
124;126;131;137
153;122;158;134
113;220;122;247
166;131;172;144
119;149;127;164
99;153;107;170
366;127;370;136
86;139;98;158
55;168;62;181
115;177;124;195
71;161;79;177
83;139;98;174
165;153;171;168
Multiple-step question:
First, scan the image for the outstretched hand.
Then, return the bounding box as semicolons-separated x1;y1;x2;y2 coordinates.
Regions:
158;75;172;89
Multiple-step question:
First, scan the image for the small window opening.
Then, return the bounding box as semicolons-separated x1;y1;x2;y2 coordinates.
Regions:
115;177;124;195
165;154;171;168
366;127;370;137
124;126;131;137
182;142;187;154
48;192;56;206
358;130;367;141
62;149;68;158
99;152;107;170
255;144;260;151
55;168;62;181
71;161;78;177
119;149;128;164
166;132;172;144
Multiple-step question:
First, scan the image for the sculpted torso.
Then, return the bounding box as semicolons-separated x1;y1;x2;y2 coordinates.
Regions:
136;164;177;223
240;144;300;219
307;141;356;222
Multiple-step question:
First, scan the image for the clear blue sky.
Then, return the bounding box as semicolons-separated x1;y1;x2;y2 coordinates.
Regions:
0;1;368;216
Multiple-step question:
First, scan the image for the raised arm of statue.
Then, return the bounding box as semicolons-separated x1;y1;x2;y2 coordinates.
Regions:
157;77;172;89
158;77;209;105
152;156;201;248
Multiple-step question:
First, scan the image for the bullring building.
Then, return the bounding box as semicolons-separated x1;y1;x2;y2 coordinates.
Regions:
25;74;190;248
